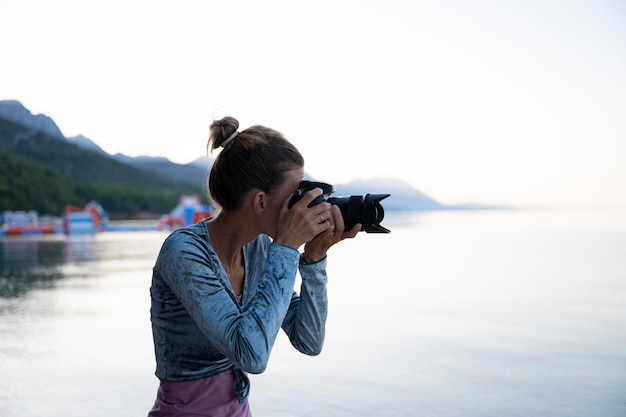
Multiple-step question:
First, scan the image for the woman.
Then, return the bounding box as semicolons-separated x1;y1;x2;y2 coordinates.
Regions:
148;116;360;416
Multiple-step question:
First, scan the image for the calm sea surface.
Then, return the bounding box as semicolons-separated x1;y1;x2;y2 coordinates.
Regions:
1;209;625;417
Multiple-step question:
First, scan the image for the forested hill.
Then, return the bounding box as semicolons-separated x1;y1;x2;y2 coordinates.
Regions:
0;116;208;218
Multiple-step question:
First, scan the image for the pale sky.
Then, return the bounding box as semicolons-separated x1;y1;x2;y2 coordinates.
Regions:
1;0;625;208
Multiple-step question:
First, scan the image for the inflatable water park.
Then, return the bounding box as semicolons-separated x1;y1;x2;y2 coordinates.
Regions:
1;195;213;237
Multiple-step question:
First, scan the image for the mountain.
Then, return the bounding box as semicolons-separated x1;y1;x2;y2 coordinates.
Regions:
334;178;443;211
0;114;207;217
335;178;509;211
0;99;505;215
0;100;65;139
65;133;211;186
189;156;213;169
113;154;209;189
67;134;108;155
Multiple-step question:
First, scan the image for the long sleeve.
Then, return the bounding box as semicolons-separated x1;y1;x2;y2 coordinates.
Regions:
281;255;328;355
151;228;299;378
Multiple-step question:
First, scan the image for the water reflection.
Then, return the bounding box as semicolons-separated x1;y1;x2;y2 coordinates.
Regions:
0;235;98;298
0;211;624;417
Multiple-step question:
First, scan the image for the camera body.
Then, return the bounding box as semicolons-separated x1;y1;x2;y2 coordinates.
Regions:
288;180;390;233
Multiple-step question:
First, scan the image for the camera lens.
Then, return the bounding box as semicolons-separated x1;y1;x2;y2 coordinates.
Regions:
329;194;390;233
288;180;390;233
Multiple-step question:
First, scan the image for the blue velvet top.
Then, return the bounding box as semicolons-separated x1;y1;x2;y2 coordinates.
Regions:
150;221;328;401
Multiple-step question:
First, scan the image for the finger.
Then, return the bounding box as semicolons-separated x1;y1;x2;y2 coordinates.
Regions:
326;205;343;238
311;208;333;229
314;207;334;224
345;223;361;238
330;205;343;228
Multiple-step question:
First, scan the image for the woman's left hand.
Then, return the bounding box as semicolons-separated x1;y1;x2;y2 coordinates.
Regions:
303;205;360;263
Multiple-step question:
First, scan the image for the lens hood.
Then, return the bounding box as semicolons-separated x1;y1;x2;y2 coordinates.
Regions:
328;193;390;233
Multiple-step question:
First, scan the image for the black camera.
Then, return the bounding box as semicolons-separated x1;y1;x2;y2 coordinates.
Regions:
288;180;390;233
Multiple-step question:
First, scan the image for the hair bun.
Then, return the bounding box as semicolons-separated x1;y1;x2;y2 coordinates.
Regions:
208;116;240;151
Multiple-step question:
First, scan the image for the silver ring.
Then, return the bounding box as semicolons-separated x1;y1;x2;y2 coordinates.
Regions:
319;214;324;222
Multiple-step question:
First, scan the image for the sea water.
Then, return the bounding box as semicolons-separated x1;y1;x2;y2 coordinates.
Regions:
0;209;625;417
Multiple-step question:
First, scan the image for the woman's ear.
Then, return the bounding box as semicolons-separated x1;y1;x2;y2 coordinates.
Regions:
252;191;267;214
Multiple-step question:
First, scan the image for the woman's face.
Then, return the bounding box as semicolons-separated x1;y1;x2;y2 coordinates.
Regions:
263;167;304;237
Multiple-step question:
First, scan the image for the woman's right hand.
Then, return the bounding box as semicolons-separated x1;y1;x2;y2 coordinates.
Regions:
273;188;333;250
